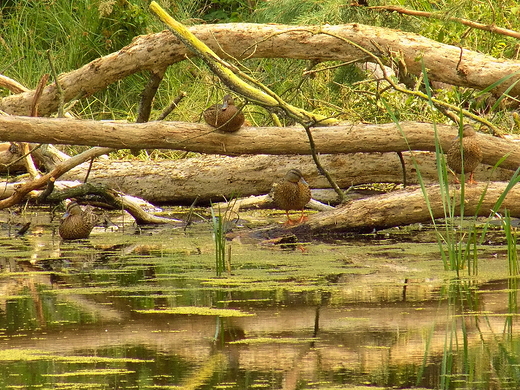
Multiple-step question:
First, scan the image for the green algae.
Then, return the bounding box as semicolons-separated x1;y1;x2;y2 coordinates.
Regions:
43;369;135;377
228;337;318;344
135;307;255;317
1;207;519;389
0;349;152;363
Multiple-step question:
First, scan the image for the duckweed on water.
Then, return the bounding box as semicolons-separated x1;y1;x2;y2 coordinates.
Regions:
135;307;255;317
2;207;520;389
0;349;151;363
43;369;136;377
228;337;318;345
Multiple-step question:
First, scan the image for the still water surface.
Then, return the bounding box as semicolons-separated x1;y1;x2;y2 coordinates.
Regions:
0;208;519;389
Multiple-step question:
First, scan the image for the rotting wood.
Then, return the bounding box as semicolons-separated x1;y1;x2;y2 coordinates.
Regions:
2;23;520;116
0;117;518;170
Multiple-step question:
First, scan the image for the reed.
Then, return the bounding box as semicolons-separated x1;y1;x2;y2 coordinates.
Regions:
210;203;227;277
210;199;237;277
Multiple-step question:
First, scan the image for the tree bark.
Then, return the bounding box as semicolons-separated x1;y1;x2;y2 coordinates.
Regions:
55;153;513;204
300;182;520;233
1;116;519;170
1;23;520;116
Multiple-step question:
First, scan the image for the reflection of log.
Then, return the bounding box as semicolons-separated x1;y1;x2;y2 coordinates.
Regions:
1;288;515;376
2;24;520;116
58;153;514;204
303;182;520;233
0;117;519;169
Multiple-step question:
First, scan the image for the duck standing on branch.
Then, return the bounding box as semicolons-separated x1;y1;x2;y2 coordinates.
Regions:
59;201;98;240
446;124;483;184
203;95;245;133
272;169;312;226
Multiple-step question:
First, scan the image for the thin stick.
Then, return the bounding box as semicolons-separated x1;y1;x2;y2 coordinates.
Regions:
370;5;520;40
157;91;187;120
46;50;65;118
303;123;345;203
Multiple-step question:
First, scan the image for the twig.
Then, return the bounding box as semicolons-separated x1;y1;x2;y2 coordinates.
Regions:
30;73;49;117
46;50;65;118
316;30;503;136
157;91;187;120
0;74;29;94
83;157;95;183
133;69;166;154
0;147;113;210
137;69;166;123
303;123;345;203
20;142;40;180
370;5;520;40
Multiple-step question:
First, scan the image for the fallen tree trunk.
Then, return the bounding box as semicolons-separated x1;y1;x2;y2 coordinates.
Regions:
55;153;513;204
0;116;519;170
300;182;520;233
1;24;520;116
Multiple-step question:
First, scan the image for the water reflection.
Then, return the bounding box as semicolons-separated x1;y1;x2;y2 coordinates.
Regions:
0;211;518;389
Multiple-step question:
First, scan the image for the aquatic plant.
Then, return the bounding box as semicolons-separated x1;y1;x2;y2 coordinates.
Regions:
210;200;237;277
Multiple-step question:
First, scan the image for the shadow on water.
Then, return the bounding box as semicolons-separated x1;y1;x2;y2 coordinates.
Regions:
0;208;519;389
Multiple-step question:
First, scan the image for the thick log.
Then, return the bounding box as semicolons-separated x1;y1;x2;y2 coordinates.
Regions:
57;153;514;204
302;182;520;233
0;116;519;170
1;24;520;115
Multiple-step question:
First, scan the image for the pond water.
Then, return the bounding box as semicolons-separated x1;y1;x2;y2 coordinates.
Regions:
0;206;519;389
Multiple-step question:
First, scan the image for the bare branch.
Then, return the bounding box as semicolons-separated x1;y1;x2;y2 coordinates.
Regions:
370;5;520;40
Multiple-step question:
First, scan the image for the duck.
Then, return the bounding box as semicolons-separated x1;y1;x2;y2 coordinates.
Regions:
446;124;483;184
59;201;97;240
203;95;245;133
272;169;312;225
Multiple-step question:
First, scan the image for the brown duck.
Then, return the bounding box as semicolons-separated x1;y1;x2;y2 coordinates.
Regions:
446;124;483;184
203;95;245;133
272;169;312;225
59;201;97;240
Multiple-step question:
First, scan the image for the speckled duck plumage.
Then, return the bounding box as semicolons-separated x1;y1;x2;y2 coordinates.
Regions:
272;169;312;225
59;201;97;240
446;124;483;184
203;95;245;133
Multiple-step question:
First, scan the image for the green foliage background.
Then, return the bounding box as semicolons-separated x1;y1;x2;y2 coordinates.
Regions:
1;0;520;141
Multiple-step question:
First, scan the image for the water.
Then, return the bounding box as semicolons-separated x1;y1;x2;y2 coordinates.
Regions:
0;207;518;389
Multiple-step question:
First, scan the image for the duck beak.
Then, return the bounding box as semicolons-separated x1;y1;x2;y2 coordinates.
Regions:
221;100;229;111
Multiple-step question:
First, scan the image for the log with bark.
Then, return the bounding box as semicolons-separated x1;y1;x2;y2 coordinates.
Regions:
59;153;516;204
0;117;519;170
0;115;517;204
296;182;520;233
2;23;520;116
